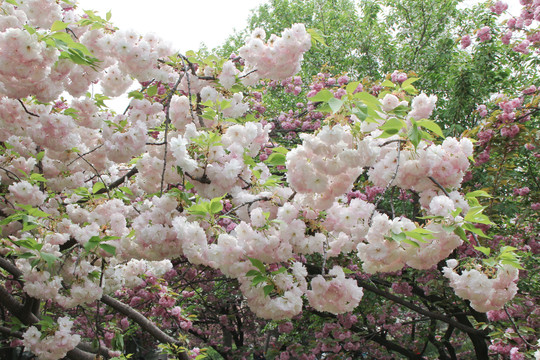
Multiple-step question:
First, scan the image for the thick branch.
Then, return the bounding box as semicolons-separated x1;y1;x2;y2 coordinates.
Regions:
95;167;138;195
356;279;487;338
0;256;23;279
101;295;190;360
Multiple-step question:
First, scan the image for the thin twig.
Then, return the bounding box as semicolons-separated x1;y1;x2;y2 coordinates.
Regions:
504;304;536;349
428;176;480;246
94;167;138;195
17;99;39;117
428;176;450;197
160;69;185;196
67;144;104;166
74;153;110;198
239;69;258;79
146;141;167;146
179;55;203;128
123;79;155;115
224;196;271;216
0;166;22;182
321;240;328;275
379;139;406;147
369;142;401;225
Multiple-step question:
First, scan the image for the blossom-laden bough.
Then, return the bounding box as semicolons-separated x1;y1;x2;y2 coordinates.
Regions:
0;0;537;359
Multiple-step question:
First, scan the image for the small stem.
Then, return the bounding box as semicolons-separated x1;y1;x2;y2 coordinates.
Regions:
369;141;401;225
160;68;185;196
504;305;535;349
17;99;39;117
67;144;104;166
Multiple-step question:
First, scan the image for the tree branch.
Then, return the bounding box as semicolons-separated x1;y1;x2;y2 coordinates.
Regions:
356;279;488;338
100;295;190;360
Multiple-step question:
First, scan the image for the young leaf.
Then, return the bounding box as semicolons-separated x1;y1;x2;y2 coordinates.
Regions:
328;97;344;114
51;20;68;32
307;28;327;46
308;89;333;102
99;243;117;256
246;270;260;277
266;153;287;166
353;91;382;109
474;246;491;256
417;119;444;138
252;274;266;286
248;257;266;273
147;85;157;97
40;252;58;267
92;182;106;194
263;284;274;297
209;198;223;214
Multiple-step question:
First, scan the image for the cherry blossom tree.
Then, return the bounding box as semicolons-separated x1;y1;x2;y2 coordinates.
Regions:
0;1;538;360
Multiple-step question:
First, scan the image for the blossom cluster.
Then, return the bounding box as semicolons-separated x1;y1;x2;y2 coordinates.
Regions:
239;24;311;83
443;260;519;312
22;317;81;360
286;125;378;210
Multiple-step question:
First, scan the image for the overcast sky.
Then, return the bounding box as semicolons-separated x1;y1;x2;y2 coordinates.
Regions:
77;0;268;52
77;0;522;54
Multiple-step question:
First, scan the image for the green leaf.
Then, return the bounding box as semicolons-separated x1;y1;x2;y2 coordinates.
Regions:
465;190;492;199
500;260;525;270
246;270;260;277
119;186;133;195
16;238;40;250
402;238;420;248
453;226;467;241
51;20;68;32
40;252;58;267
263;284;274;297
391;232;406;242
381;79;395;87
346;81;361;94
106;10;112;21
401;77;419;88
220;100;232;110
408;125;421;148
308;89;333;102
272;147;289;155
248;257;266;273
307;28;326;46
209;198;223;214
351;103;368;121
402;85;418;95
92;182;106;194
474;246;491;256
23;24;35;34
271;267;287;275
328;97;344;114
403;230;431;242
379;117;405;132
252;274;266;286
99;243;117;255
266;153;286;166
417;119;444;138
128;91;144;100
353;91;382;109
51;31;75;45
186;203;209;216
147;85;157;97
463;223;491;238
500;246;518;253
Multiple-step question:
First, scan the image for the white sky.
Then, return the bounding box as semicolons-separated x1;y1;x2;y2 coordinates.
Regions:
77;0;522;55
75;0;523;111
77;0;268;52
